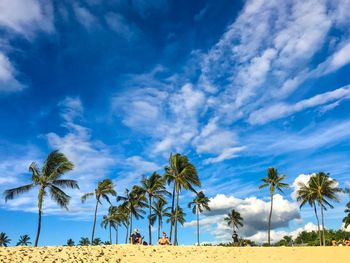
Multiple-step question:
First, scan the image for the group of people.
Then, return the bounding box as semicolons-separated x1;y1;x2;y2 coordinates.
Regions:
331;238;350;246
130;228;171;245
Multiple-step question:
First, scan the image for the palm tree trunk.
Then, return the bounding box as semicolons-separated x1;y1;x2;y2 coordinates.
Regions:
158;217;161;240
169;184;175;243
320;201;326;246
148;195;152;245
34;188;44;247
313;204;322;246
91;198;99;243
197;207;199;246
174;187;180;246
116;225;118;244
268;193;273;246
125;221;129;244
129;213;133;243
109;223;112;244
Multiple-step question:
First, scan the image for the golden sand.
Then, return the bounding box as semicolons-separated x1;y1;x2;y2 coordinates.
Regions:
0;245;348;263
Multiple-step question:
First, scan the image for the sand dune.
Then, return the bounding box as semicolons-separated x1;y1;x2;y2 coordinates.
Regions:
0;245;348;263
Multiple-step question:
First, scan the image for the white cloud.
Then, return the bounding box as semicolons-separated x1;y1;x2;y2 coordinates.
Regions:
291;174;313;200
248;85;350;125
73;4;97;29
105;12;140;40
324;42;350;74
0;0;53;36
184;193;300;242
0;52;24;92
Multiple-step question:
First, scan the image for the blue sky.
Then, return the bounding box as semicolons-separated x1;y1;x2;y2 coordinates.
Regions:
1;0;350;246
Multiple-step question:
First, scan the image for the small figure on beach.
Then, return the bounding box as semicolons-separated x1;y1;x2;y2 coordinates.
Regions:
232;231;239;246
158;232;171;245
130;229;143;244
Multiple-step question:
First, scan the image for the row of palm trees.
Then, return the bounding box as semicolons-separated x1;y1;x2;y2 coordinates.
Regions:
0;233;31;247
3;151;211;246
2;150;349;247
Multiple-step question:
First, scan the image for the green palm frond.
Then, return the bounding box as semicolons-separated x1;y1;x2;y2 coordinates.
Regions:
52;179;79;189
81;192;94;203
4;184;34;202
49;184;71;210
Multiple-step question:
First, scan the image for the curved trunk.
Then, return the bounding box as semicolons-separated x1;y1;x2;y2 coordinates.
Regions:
173;187;180;246
91;197;99;243
34;187;44;247
320;200;326;246
197;207;200;246
268;193;273;246
169;185;176;243
158;216;161;240
148;195;152;245
313;203;322;246
125;219;129;244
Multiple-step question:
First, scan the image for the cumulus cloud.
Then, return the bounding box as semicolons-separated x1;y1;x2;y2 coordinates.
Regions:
184;193;300;242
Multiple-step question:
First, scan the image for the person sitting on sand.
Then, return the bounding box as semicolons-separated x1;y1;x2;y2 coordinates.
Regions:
343;239;350;246
130;228;143;244
158;232;171;245
331;239;337;246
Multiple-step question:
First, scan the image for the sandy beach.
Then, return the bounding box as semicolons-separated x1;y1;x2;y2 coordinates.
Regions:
0;245;348;263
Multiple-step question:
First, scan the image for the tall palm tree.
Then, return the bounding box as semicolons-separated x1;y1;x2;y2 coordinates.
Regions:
135;172;169;245
110;205;128;245
224;209;244;242
164;153;200;245
79;237;90;246
150;199;171;240
16;235;31;246
258;167;288;245
117;187;147;243
188;191;211;245
308;172;340;246
4;150;78;247
296;181;322;246
81;179;117;243
0;232;11;247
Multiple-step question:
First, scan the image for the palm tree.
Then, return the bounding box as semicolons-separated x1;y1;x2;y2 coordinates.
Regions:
308;172;340;246
165;207;186;233
4;150;78;246
92;238;102;245
343;202;350;229
224;209;244;243
150;199;171;240
81;179;117;243
296;181;322;246
164;153;200;245
79;237;90;246
16;235;31;246
188;191;211;245
258;167;288;245
66;239;75;246
117;187;147;243
0;232;11;247
101;205;119;244
135;172;169;245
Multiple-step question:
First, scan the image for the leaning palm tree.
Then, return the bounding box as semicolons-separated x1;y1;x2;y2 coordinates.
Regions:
308;172;340;246
135;172;169;244
81;179;117;243
224;209;244;242
4;150;78;247
164;153;200;245
0;232;11;247
79;237;90;246
150;199;171;240
258;167;288;245
16;235;31;246
117;187;147;243
188;191;210;245
296;181;322;246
